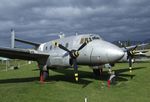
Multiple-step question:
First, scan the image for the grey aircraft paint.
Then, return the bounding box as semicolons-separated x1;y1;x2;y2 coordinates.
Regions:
37;34;124;67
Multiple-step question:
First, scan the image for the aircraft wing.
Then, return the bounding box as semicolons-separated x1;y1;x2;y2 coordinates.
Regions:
0;47;49;61
134;51;150;58
122;43;149;51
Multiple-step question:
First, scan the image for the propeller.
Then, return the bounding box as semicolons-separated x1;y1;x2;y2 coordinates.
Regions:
53;40;91;82
124;45;137;69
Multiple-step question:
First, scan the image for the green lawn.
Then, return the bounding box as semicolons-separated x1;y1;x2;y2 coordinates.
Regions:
0;62;150;102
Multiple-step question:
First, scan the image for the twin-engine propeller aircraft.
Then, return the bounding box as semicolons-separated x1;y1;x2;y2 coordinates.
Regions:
0;29;145;83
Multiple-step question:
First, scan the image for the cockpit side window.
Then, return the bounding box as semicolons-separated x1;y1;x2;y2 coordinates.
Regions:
85;38;88;42
92;36;100;40
89;38;92;41
80;38;89;44
65;43;69;48
80;38;85;44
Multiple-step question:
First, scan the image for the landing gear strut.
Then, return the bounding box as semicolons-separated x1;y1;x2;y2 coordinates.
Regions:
39;65;49;82
107;71;116;87
40;70;49;82
93;68;103;77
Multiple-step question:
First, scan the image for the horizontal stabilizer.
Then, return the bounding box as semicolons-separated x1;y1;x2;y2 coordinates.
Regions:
15;38;40;47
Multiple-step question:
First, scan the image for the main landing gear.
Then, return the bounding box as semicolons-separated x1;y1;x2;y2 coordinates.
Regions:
92;65;116;87
93;68;103;77
39;65;49;83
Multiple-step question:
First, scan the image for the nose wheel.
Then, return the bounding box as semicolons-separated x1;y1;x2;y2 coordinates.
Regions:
107;71;116;87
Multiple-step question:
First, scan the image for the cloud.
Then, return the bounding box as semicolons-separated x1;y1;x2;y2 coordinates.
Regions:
0;0;150;47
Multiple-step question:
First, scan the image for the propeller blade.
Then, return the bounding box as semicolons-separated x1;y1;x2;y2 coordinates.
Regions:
53;42;70;52
78;42;87;51
78;40;90;51
62;52;69;57
129;57;132;72
54;40;91;82
124;44;137;69
72;59;78;82
58;44;70;52
133;45;138;50
128;57;132;70
127;51;130;59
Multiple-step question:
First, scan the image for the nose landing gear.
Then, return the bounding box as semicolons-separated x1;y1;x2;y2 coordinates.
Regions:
107;71;116;87
92;64;117;88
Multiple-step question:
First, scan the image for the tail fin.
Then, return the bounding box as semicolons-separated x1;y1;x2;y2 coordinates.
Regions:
11;29;15;48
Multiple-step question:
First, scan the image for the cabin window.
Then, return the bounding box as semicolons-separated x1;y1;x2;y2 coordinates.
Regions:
50;45;52;50
65;43;69;48
80;38;85;44
45;46;47;50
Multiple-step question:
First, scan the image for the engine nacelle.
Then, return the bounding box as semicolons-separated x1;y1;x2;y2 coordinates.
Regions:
90;65;104;69
90;63;114;69
48;55;71;67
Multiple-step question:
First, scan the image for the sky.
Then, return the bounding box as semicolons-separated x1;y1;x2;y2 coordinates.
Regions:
0;0;150;47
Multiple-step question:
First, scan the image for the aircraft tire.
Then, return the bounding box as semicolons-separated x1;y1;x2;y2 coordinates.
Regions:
40;70;49;81
43;71;49;80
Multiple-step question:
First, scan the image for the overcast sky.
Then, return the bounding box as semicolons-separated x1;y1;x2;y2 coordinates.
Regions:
0;0;150;47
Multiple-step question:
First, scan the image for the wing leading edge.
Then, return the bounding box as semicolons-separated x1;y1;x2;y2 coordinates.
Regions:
122;43;149;51
0;47;49;61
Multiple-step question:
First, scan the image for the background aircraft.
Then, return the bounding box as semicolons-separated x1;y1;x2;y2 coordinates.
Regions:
0;29;146;83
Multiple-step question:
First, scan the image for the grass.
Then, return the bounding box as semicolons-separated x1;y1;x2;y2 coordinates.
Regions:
0;61;150;102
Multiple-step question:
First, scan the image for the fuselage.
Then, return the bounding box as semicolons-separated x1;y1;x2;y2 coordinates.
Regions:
37;34;124;67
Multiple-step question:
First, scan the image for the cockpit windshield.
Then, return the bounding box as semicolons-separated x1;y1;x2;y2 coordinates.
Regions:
90;34;102;40
80;34;102;44
91;36;100;40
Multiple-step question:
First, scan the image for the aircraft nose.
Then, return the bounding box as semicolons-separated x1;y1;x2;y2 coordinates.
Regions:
107;44;124;62
89;40;125;64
